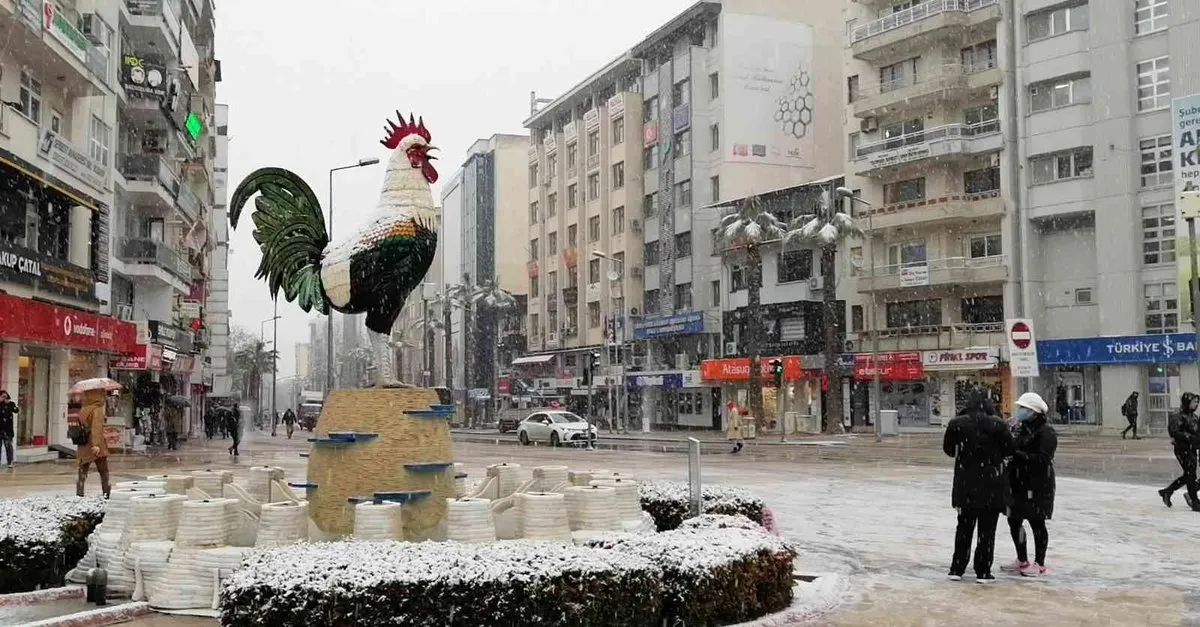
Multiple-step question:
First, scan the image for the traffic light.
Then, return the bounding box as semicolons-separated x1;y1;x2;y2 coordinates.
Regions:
768;358;784;388
583;352;601;386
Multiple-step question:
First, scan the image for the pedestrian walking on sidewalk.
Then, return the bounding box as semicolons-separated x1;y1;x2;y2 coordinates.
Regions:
1121;392;1141;440
943;386;1015;583
282;408;296;439
1158;392;1200;511
1002;392;1057;578
75;389;111;498
0;390;17;469
725;401;745;454
226;409;242;457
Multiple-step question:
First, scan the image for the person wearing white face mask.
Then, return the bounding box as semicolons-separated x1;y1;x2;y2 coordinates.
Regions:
1002;392;1057;578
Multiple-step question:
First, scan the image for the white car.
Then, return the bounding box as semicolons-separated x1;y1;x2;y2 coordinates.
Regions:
517;410;597;447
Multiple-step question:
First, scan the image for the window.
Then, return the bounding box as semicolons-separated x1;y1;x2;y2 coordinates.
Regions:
1144;281;1178;333
612;162;625;189
886;299;942;328
612;252;625;279
1029;75;1092;112
645;241;660;266
1027;3;1089;41
529;201;540;225
711;280;721;307
588;215;601;242
643;144;659;171
643;96;658;123
612;118;625;145
568;184;578;209
588;258;601;284
530;238;539;261
675;180;692;208
883;177;925;204
961;296;1003;324
1142;203;1176;265
887;241;927;268
851;305;864;332
1134;0;1168;35
710;175;720;203
589;301;602;328
847;74;860;103
674;283;692;311
672;78;690;106
730;264;747;291
969;234;1002;259
644;289;660;315
547;154;557;180
568;224;578;247
879;57;918;92
673;129;690;156
566;304;579;329
530;276;540;298
1137;56;1170;111
548;232;558;254
547;193;558;217
711;228;722;253
961;40;998;72
548;271;558;293
49;110;62;134
531;313;540;335
778;249;813;283
1030;147;1093;184
18;71;41;124
567;143;578;170
89;116;111;167
1075;288;1093;305
643;193;658;217
529;163;539;188
675;232;692;258
587;130;600;157
964;167;1001;194
883;118;924;146
709;72;720;100
963;103;1000;134
587;173;600;200
611;206;624;234
709;123;720;152
1140;135;1173;187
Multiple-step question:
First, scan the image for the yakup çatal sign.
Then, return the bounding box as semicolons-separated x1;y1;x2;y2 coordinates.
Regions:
0;242;97;302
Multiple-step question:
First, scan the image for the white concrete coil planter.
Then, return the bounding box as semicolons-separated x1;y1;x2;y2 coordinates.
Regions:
128;540;174;602
516;492;570;541
175;499;232;548
564;485;618;532
455;475;467;498
189;470;231;497
150;546;251;611
94;532;135;594
590;478;641;522
246;466;284;504
122;494;186;545
256;501;309;547
533;465;570;492
163;475;195;494
102;487;165;533
569;469;613;486
488;463;523;498
444;498;496;543
352;502;403;541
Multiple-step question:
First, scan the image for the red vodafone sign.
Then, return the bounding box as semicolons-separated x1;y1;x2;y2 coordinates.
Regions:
0;293;136;353
1006;318;1039;377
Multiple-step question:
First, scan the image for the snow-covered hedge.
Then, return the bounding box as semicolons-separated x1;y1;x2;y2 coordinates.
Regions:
219;540;663;626
638;480;767;531
0;496;105;593
584;527;795;626
679;513;763;531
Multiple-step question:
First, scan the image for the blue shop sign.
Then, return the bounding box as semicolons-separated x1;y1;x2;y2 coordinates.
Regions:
626;373;684;389
1037;333;1198;366
632;312;704;340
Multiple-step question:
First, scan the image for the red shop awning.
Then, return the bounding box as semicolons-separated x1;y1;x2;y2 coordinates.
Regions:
0;294;137;354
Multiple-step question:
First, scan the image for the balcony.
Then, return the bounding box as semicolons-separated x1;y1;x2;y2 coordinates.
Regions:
853;121;1001;175
1;1;109;92
122;0;181;60
849;321;1004;353
119;154;179;212
858;255;1007;292
562;286;579;304
176;183;202;223
116;237;192;287
860;190;1003;230
854;64;974;119
850;0;1000;63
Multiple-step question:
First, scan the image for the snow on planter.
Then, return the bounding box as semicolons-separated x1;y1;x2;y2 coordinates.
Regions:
219;540;664;627
0;495;105;593
638;480;767;531
679;513;763;531
584;527;796;626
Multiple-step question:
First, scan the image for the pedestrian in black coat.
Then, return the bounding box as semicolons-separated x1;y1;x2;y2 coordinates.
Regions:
943;387;1015;583
1159;392;1200;511
1003;392;1057;577
0;390;17;469
1120;391;1140;440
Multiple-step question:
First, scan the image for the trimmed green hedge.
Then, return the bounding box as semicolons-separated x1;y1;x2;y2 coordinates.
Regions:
219;540;663;627
639;480;767;531
0;496;105;593
585;527;796;626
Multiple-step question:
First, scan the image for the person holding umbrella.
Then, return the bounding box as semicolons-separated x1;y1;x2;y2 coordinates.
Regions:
71;378;120;498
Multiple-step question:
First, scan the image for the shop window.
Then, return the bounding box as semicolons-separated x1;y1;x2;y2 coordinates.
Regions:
961;295;1003;324
886;299;941;328
1144;281;1178;333
778;249;813;283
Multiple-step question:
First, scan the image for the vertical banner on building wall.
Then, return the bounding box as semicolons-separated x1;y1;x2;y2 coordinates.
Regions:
1172;94;1200;316
720;13;815;168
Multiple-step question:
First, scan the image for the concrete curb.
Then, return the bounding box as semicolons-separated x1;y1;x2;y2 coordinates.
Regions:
0;587;84;607
17;601;151;627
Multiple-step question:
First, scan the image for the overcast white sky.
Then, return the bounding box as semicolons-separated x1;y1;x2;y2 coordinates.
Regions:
218;0;695;379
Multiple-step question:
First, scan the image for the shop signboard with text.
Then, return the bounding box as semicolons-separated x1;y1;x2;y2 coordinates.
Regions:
1173;93;1200;317
632;312;704;340
852;352;923;381
1037;333;1197;366
121;54;168;97
921;347;1000;371
700;356;820;382
110;343;164;371
0;293;135;353
38;129;107;192
0;241;97;302
626;373;685;389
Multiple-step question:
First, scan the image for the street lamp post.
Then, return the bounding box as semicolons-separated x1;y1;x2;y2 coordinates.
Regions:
834;187;877;441
259;313;280;432
326;157;381;401
592;251;625;433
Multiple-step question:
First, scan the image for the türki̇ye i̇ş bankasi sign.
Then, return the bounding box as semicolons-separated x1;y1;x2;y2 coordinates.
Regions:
1036;333;1197;366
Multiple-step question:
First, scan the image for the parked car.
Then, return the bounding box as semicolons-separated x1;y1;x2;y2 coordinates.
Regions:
497;415;521;433
517;410;597;447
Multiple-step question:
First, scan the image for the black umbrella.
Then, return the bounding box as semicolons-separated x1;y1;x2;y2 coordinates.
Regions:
165;395;191;408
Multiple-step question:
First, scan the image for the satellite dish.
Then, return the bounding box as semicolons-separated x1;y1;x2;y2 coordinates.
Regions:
606;270;620;281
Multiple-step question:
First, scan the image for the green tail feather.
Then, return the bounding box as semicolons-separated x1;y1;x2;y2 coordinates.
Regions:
229;167;331;314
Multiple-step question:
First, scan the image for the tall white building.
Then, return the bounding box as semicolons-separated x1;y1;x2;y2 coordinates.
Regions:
843;0;1200;431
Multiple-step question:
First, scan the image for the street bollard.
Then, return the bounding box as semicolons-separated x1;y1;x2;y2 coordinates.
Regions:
86;567;108;605
687;437;702;517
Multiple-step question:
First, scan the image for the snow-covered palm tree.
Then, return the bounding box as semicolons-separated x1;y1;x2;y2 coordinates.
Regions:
784;188;864;433
718;196;786;426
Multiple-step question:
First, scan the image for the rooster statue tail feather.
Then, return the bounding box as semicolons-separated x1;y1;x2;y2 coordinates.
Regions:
228;111;440;386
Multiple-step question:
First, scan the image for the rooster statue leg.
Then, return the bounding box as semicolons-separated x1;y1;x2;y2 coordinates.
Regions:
370;331;412;388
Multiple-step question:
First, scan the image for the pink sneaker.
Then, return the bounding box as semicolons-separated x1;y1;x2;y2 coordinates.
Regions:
1001;560;1029;573
1020;563;1048;577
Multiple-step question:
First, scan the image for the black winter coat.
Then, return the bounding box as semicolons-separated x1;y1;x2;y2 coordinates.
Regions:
1007;416;1057;519
943;409;1015;511
0;401;17;438
1167;410;1200;452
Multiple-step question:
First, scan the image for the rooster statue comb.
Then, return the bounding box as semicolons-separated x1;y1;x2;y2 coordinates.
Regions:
229;110;439;386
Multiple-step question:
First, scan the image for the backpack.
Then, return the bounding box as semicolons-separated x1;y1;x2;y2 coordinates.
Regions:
68;423;89;446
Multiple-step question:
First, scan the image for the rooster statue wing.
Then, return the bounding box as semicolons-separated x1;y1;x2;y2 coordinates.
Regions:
228;112;439;387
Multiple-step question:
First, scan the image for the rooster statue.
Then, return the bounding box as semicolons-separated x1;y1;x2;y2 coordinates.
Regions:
228;111;439;387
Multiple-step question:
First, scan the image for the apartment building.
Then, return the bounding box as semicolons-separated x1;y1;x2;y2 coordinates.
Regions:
843;0;1199;431
522;0;844;429
206;102;230;396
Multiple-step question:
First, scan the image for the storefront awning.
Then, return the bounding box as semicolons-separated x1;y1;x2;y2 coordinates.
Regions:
512;355;555;366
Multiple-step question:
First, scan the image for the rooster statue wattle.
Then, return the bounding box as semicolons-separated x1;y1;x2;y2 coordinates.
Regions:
229;111;439;387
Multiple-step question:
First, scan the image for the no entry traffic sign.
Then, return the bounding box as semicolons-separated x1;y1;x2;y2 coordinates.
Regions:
1010;321;1032;349
1006;318;1039;377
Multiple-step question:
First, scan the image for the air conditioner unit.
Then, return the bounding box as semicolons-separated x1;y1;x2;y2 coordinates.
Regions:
631;219;643;233
80;14;105;44
724;341;738;356
860;117;878;133
115;304;134;321
632;356;647;367
988;86;999;100
988;153;1001;167
808;276;824;291
631;267;644;279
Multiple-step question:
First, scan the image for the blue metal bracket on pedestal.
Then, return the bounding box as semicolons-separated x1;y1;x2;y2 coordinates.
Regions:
347;490;432;505
299;453;309;458
307;432;380;445
404;408;455;418
404;462;454;474
455;473;468;479
288;482;318;491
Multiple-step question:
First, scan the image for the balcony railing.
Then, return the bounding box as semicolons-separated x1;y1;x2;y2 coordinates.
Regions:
120;154;179;195
872;320;1003;338
851;0;997;43
176;184;202;221
858;64;967;99
117;237;192;282
854;121;1000;169
871;254;1005;276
